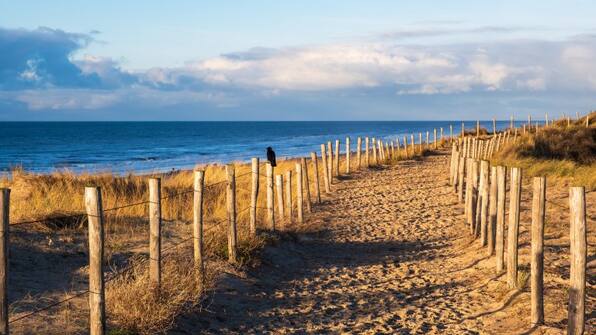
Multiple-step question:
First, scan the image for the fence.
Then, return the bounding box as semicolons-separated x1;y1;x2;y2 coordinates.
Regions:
0;113;590;334
447;115;590;334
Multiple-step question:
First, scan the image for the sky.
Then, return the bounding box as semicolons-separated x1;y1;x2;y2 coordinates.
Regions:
0;0;595;120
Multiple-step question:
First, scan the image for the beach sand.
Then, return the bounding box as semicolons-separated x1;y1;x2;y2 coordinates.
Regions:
170;152;594;334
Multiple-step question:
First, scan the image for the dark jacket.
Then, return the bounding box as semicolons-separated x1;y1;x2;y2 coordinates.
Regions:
266;147;277;167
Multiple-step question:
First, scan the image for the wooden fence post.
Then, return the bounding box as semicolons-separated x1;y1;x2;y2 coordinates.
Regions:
457;155;465;203
285;171;293;223
226;165;238;263
452;150;460;192
346;137;351;174
434;128;437;149
275;175;285;225
301;157;312;213
84;186;106;335
419;133;423;153
487;167;497;256
479;161;490;246
476;120;480;137
250;158;259;235
193;170;205;287
461;121;465;138
365;137;370;167
426;131;429;149
465;159;476;233
410;134;415;156
149;178;162;291
357;137;362;170
403;135;408;158
472;160;480;236
334;139;340;177
295;163;304;224
568;186;586;335
310;152;321;203
389;139;399;159
507;167;522;288
495;166;507;274
531;176;546;326
449;144;457;185
320;145;331;193
266;163;275;230
327;141;333;182
371;138;377;165
0;189;9;335
493;118;496;134
440;127;444;144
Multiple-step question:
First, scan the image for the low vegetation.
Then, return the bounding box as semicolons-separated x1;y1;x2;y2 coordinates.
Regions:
492;112;595;188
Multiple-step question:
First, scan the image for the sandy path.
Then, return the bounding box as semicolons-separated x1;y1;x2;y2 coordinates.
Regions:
170;153;592;334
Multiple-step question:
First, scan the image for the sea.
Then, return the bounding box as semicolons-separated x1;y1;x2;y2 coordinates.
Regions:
0;121;523;175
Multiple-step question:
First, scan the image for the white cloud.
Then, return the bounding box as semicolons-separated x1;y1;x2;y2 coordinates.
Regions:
143;37;596;95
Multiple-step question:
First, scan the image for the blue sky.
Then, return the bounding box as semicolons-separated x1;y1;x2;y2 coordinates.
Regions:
1;1;595;120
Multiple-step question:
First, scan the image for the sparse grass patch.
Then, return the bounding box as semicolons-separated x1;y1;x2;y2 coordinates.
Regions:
492;120;596;189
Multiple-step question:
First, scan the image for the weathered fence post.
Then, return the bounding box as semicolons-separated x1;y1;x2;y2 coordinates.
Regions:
148;178;162;291
434;128;437;149
0;189;9;335
531;176;546;326
487;167;497;256
320;145;331;193
457;155;465;203
464;158;472;225
193;170;205;287
410;134;415;156
372;138;377;165
226;165;238;263
418;133;423;153
507;167;522;288
295;163;304;224
301;157;312;212
452;150;460;192
403;135;408;158
275;175;285;225
266;162;275;230
568;186;586;335
357;137;362;170
365;137;370;167
327;141;333;182
84;186;106;335
346;137;351;174
479;161;489;246
285;171;293;222
310;152;321;203
465;159;476;233
449;144;457;185
334;139;340;177
250;158;259;235
476;120;480;137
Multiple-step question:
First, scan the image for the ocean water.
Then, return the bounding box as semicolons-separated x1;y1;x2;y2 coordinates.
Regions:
0;121;521;175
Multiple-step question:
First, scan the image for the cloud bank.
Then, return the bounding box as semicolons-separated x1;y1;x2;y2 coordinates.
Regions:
0;26;595;120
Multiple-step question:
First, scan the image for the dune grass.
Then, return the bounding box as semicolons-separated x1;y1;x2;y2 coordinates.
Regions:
491;112;595;189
